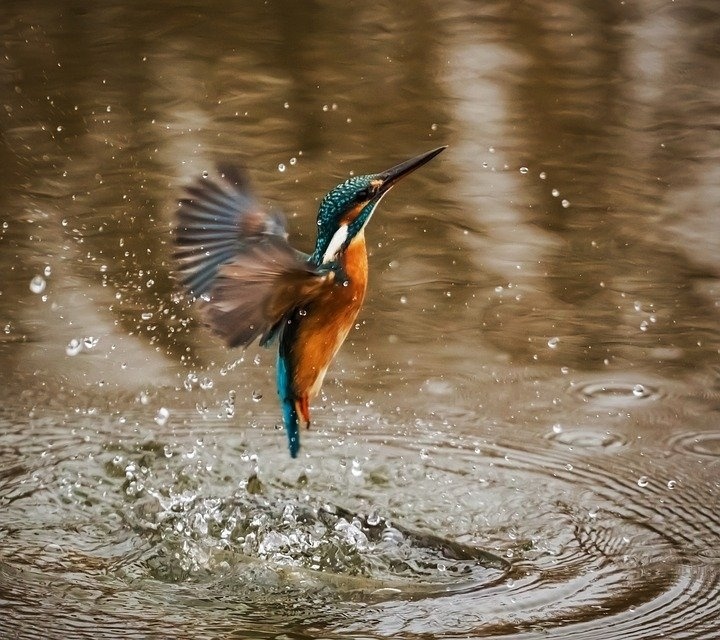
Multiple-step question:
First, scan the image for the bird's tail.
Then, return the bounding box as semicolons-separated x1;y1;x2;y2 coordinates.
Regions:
277;351;300;457
280;397;301;459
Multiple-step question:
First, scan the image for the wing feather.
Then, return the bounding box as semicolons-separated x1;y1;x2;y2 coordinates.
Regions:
173;164;288;299
203;237;333;348
173;164;327;348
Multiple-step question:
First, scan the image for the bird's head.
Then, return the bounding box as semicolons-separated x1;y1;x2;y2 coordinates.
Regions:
310;146;446;265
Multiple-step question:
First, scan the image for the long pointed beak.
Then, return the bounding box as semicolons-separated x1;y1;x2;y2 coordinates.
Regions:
377;145;447;193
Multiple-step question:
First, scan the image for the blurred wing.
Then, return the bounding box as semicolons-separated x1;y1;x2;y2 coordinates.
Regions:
173;164;329;348
203;237;334;348
174;163;287;298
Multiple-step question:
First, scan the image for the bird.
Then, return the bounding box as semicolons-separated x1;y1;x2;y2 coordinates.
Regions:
173;145;446;457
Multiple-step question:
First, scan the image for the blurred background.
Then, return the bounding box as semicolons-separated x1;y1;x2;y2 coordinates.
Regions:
1;1;719;638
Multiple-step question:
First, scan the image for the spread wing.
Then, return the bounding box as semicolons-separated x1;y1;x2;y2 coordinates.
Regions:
174;164;287;297
173;164;331;348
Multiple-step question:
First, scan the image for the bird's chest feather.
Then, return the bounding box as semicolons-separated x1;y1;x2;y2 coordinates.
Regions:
290;234;368;397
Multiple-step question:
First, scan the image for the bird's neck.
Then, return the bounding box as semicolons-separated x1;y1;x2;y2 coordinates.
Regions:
339;230;368;286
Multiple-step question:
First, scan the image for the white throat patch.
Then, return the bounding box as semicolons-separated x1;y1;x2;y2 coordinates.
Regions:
322;223;349;264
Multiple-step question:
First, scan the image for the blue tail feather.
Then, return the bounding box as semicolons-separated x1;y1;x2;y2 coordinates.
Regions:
276;350;300;458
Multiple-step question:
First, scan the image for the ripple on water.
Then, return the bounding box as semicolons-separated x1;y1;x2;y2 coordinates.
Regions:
336;429;720;638
669;431;720;458
571;379;664;407
545;426;627;449
2;402;720;639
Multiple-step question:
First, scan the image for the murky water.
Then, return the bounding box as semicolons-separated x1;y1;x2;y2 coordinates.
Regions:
2;1;719;638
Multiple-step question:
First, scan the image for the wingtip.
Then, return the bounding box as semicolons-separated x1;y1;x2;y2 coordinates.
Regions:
215;162;252;190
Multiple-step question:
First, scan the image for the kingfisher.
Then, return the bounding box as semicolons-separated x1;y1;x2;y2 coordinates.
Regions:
173;146;446;457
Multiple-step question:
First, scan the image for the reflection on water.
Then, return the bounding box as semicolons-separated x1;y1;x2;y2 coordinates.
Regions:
1;1;719;638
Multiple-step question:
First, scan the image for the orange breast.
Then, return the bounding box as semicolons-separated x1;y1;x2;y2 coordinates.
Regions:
291;232;368;399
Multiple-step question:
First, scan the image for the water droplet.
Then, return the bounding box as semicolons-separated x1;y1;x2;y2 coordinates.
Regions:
519;166;529;174
366;511;381;526
65;338;82;356
565;463;574;471
201;170;209;179
146;279;154;288
251;390;262;402
561;199;570;208
155;407;170;426
552;423;563;434
199;376;213;390
283;101;290;109
632;384;645;397
298;309;307;316
322;104;329;112
289;157;297;166
141;312;153;321
253;354;261;365
667;479;677;489
637;475;649;488
539;171;547;180
548;336;559;349
277;163;286;172
29;275;46;294
350;459;362;477
551;188;560;197
588;506;600;518
400;295;407;304
83;336;98;350
488;146;495;153
223;391;236;418
430;123;438;131
43;265;52;277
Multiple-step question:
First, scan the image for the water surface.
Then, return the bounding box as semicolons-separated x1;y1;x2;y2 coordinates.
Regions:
1;1;719;638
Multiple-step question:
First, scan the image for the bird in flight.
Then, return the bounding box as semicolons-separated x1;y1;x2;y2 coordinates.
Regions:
173;146;446;457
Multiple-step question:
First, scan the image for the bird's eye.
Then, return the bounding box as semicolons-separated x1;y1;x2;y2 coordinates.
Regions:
355;189;370;202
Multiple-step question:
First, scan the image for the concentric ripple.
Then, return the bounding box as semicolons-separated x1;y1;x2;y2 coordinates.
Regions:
1;388;719;639
545;426;627;449
669;430;720;458
571;378;664;406
330;422;720;638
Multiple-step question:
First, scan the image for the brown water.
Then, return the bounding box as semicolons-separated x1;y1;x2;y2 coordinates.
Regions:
1;1;720;638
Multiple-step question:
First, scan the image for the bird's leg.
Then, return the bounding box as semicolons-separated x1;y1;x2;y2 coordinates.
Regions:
295;396;311;430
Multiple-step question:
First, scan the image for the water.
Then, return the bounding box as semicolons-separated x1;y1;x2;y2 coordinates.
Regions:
1;1;720;638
